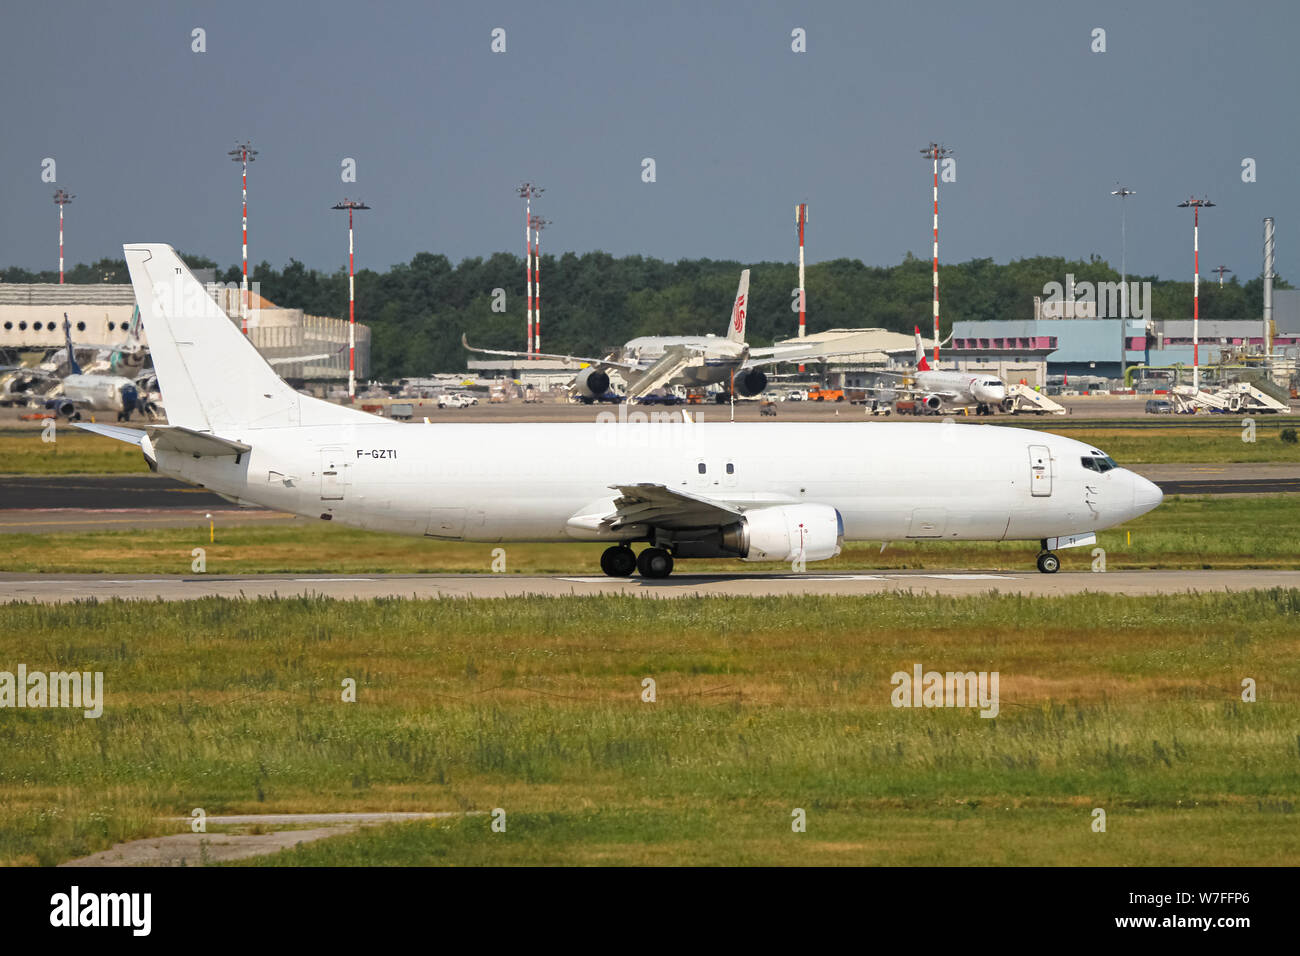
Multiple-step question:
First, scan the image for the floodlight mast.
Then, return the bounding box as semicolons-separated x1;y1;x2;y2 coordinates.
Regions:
332;199;371;400
1111;185;1135;379
517;183;544;355
228;141;258;334
919;143;953;363
1177;197;1215;390
53;189;75;284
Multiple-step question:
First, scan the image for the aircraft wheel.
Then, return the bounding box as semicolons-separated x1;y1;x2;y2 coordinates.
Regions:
636;547;674;578
600;545;637;577
1036;551;1060;574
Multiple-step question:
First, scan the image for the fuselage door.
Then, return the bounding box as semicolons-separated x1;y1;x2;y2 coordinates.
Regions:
1028;444;1052;497
320;448;347;500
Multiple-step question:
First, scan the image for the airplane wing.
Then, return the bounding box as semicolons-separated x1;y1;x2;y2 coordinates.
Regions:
268;353;332;366
605;483;741;531
462;334;641;372
742;347;888;369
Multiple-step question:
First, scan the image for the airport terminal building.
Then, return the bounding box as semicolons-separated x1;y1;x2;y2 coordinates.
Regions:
0;282;369;382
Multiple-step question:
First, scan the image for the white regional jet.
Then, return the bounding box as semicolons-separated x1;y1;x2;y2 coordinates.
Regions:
464;270;849;403
869;328;1010;416
80;244;1162;576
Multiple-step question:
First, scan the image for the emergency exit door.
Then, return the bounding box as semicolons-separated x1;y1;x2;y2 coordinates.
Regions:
1028;444;1052;497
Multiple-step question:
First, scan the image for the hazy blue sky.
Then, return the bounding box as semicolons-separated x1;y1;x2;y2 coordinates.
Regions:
1;0;1296;282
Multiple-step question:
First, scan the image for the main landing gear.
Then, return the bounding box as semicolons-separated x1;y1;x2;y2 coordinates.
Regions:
600;544;674;579
1035;544;1060;574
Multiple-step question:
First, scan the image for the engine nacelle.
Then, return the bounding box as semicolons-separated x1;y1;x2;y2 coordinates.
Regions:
733;368;767;397
923;394;943;411
575;367;611;400
721;503;844;563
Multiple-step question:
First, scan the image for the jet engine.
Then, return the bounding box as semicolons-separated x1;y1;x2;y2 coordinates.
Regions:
574;367;611;400
119;383;140;421
923;394;943;411
719;503;844;563
733;368;767;398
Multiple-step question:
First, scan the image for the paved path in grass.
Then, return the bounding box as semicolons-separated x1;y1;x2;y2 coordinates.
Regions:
59;812;470;867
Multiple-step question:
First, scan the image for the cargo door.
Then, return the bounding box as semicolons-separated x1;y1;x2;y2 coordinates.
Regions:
1028;444;1052;497
319;448;348;500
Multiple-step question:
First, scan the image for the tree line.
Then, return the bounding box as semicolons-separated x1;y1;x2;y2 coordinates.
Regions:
3;252;1287;379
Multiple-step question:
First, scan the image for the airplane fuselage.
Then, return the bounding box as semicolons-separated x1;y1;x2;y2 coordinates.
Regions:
620;336;748;388
59;374;139;413
152;420;1159;546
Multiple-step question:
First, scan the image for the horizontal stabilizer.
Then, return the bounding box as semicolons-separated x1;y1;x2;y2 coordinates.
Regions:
74;422;250;457
149;425;251;457
72;422;145;445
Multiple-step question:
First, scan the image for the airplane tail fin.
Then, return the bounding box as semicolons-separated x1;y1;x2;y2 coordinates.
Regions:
914;326;930;371
123;243;373;432
62;314;83;375
110;305;145;373
726;269;751;344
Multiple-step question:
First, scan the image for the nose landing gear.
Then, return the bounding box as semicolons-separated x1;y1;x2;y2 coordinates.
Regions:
1036;550;1060;574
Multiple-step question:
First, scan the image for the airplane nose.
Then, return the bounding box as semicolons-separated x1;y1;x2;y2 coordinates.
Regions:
1132;474;1163;515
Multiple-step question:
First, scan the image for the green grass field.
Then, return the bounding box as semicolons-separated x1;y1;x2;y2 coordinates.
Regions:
2;493;1296;573
2;592;1297;866
1;419;1298;474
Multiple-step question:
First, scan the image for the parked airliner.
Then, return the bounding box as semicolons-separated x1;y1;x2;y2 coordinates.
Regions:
464;270;855;403
81;244;1162;577
868;328;1010;415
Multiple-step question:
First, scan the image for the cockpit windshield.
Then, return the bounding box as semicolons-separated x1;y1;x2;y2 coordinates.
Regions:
1082;452;1119;472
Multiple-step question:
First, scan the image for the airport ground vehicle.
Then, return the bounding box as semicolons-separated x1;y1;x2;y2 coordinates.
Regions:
437;394;478;409
808;388;845;402
1145;399;1173;414
389;403;415;421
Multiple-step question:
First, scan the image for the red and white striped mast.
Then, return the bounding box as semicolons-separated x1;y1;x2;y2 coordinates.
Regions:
332;199;370;401
53;189;74;284
920;143;953;364
796;203;808;372
517;183;543;356
1178;197;1215;391
531;215;551;355
228;142;258;335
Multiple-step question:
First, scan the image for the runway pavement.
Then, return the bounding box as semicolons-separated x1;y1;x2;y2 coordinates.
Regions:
1;569;1295;602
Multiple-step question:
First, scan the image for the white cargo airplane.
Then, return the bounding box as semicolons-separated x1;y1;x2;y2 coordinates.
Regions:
80;244;1161;576
868;328;1010;415
463;270;849;403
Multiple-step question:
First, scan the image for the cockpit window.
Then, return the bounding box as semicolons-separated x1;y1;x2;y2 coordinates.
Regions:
1083;453;1119;472
1081;457;1099;471
1096;456;1117;472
